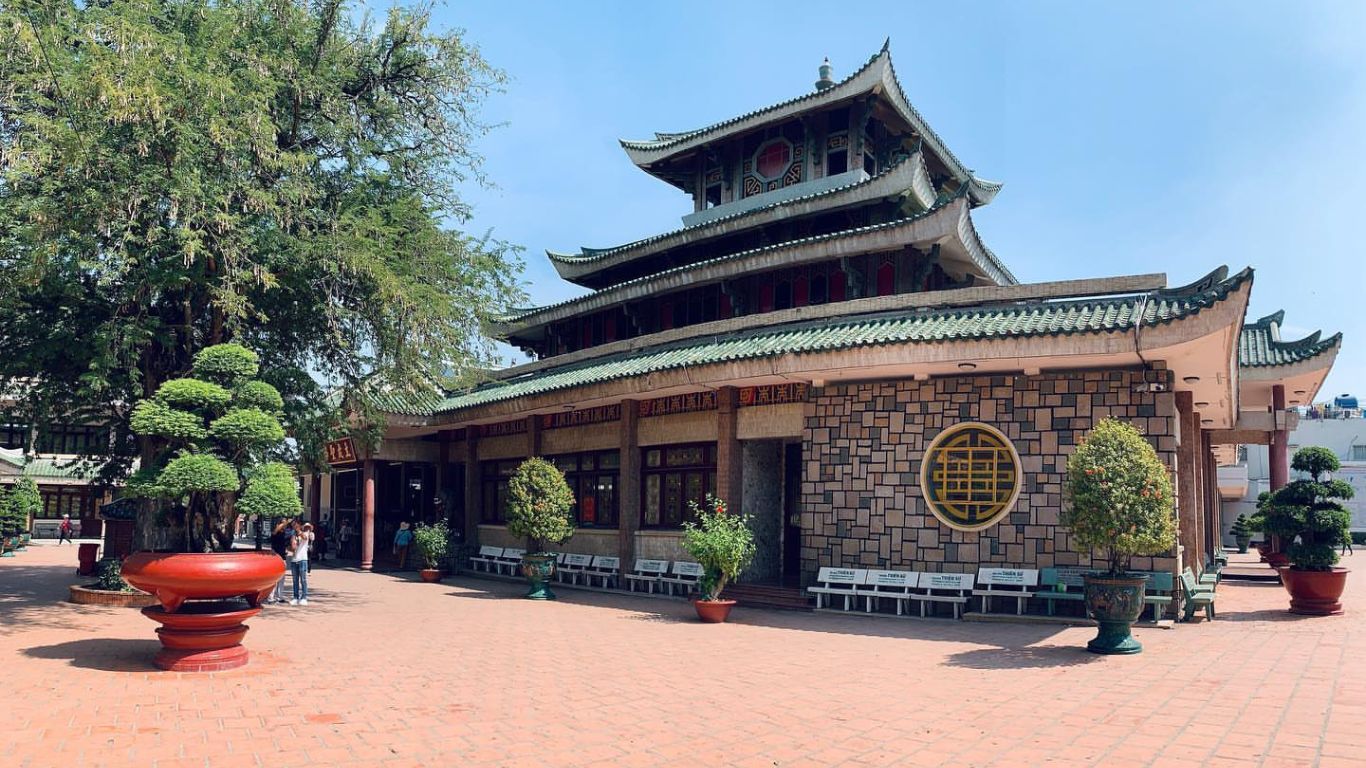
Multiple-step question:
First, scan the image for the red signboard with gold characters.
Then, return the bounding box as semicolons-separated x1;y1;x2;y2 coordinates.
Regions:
324;437;359;466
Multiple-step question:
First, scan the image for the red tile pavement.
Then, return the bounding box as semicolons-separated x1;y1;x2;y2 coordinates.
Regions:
2;542;1364;767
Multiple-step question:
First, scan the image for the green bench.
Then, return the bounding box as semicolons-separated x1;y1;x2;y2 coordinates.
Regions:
1037;567;1087;615
1039;568;1176;621
1180;567;1217;621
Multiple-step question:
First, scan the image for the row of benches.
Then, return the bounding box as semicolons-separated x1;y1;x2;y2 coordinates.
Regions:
809;565;1215;621
469;546;705;595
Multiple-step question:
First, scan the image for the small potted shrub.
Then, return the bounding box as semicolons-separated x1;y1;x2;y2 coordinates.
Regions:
9;478;40;551
1063;418;1177;654
1261;447;1352;615
505;457;575;600
0;486;16;557
413;521;451;583
681;495;756;623
1229;514;1253;554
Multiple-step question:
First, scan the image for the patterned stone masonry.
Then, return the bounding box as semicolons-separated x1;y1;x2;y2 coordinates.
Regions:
799;368;1178;585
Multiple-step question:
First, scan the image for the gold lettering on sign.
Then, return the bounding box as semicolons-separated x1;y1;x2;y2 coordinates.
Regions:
324;438;358;466
920;422;1022;532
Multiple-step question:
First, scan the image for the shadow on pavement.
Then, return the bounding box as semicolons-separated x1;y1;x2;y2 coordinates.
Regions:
23;638;160;672
0;564;101;636
441;573;1075;648
944;643;1103;669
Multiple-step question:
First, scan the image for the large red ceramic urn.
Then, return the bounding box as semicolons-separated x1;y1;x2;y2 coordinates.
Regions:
121;552;284;672
1280;567;1350;616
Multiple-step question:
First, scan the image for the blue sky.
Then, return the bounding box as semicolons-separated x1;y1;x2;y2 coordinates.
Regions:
433;2;1366;400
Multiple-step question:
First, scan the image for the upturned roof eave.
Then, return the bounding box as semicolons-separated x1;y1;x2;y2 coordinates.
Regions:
546;151;937;282
493;195;980;336
417;267;1253;422
619;43;998;201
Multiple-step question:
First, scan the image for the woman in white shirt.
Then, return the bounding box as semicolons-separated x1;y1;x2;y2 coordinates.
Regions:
288;522;314;605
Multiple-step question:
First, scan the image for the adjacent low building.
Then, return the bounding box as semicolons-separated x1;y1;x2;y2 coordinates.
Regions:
305;44;1341;607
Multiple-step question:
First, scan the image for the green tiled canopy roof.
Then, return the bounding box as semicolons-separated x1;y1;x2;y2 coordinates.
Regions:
377;268;1253;419
1238;310;1342;368
0;450;104;480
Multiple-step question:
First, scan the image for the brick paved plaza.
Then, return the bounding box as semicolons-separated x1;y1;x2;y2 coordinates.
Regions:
2;542;1364;768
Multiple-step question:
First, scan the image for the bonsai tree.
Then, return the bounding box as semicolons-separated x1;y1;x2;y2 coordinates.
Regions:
129;343;302;552
1063;418;1177;574
1229;514;1253;553
9;478;41;536
1261;447;1352;570
682;495;756;602
413;521;452;571
0;485;16;545
505;457;575;554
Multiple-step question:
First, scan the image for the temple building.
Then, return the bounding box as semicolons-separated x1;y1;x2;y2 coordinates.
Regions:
305;43;1341;609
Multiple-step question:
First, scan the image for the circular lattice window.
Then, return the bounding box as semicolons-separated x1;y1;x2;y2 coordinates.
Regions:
919;422;1023;532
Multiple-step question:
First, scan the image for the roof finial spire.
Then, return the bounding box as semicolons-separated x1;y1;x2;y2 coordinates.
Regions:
814;57;834;91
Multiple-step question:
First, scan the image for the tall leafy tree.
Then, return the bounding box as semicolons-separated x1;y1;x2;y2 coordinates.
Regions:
0;0;524;542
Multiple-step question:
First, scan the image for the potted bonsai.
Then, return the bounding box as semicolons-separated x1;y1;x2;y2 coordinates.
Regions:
1229;514;1253;554
1260;446;1352;615
681;494;756;623
505;457;575;600
1062;418;1177;654
117;344;299;671
413;521;451;583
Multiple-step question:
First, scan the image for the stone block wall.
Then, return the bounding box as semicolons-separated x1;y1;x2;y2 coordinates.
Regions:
799;369;1178;585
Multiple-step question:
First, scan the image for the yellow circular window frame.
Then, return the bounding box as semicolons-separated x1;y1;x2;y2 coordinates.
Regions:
919;421;1023;532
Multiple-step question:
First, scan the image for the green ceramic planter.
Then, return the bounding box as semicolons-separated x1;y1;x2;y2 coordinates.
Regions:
1235;536;1250;554
520;553;558;600
1083;573;1148;654
1;537;14;557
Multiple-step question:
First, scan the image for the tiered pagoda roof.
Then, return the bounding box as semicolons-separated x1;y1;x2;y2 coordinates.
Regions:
620;41;1001;207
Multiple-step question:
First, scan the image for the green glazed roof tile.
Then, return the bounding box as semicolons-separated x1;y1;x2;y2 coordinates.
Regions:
1238;310;1342;368
420;268;1252;418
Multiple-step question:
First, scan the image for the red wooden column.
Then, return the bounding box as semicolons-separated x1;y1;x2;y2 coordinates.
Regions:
361;459;376;571
618;400;640;569
1270;384;1289;491
716;386;742;516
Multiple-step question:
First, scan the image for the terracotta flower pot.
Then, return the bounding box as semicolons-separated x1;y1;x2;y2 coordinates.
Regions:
693;599;737;623
1281;567;1349;615
122;551;285;612
419;568;443;583
120;552;285;672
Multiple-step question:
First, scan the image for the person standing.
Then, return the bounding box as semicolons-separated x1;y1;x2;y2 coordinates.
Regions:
268;518;293;604
338;519;354;560
57;514;74;545
289;521;311;605
393;521;414;569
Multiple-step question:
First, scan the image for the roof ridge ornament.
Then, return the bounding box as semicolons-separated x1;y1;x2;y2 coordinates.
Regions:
815;57;835;91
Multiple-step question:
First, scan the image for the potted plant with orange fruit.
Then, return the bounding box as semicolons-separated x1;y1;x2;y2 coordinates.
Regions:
1063;418;1177;654
681;495;755;623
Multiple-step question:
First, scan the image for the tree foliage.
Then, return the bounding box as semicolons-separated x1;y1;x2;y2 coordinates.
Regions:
682;495;755;601
130;343;299;550
505;457;575;553
1063;418;1177;574
0;1;524;525
1262;447;1353;570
